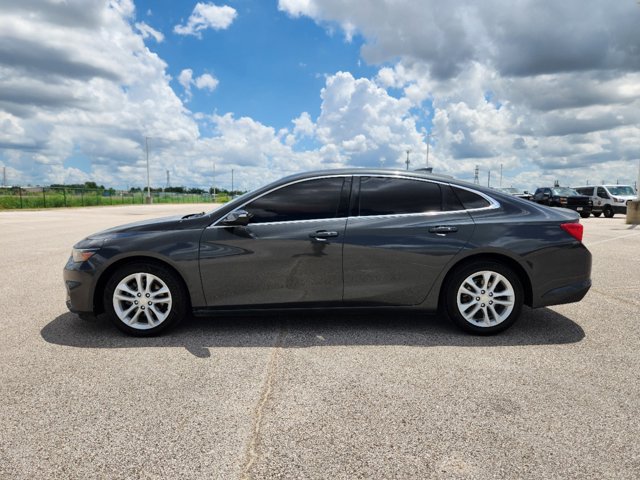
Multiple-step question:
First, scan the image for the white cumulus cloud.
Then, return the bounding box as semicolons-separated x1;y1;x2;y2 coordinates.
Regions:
194;73;219;91
134;21;164;42
174;2;237;38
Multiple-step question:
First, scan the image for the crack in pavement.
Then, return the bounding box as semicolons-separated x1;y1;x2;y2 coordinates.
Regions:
240;319;289;480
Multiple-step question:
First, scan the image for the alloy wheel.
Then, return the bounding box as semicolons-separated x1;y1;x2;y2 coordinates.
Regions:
456;270;515;327
112;272;172;330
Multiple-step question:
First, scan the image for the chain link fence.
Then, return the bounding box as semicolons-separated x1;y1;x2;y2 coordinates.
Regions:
0;186;226;209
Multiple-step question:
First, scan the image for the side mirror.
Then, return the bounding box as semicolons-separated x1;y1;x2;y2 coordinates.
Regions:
222;209;252;226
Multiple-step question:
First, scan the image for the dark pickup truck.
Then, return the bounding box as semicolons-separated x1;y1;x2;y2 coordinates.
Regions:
533;187;593;218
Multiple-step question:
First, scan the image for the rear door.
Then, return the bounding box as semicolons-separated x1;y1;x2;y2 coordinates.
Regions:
342;176;476;306
199;176;351;307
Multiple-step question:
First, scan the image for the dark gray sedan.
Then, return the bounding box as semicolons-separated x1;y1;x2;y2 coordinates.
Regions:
64;169;592;336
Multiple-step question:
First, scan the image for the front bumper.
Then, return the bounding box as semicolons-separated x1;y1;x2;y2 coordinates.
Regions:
613;205;627;214
63;257;99;316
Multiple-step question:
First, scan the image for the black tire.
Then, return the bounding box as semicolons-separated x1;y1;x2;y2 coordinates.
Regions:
443;261;524;335
603;205;614;218
592;212;602;217
579;211;591;218
104;262;188;336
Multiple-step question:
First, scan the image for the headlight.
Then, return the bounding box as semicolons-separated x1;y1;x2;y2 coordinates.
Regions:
612;196;621;202
72;248;98;263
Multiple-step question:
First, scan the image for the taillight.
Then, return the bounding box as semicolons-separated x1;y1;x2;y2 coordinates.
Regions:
560;222;583;242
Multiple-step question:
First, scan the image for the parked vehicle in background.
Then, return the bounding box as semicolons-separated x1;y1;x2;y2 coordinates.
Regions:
532;187;593;218
493;187;533;201
64;169;592;337
572;185;637;218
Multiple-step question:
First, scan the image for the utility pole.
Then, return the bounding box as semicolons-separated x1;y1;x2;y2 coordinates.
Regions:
474;165;479;184
145;136;151;204
166;170;170;189
231;169;234;195
405;149;411;171
212;162;216;202
425;133;435;168
488;170;491;187
500;163;503;188
2;166;6;187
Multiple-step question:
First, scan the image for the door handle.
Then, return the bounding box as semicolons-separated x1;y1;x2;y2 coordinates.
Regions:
429;226;458;234
309;230;339;242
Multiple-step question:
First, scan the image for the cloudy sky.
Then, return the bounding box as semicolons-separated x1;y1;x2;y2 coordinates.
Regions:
1;0;640;191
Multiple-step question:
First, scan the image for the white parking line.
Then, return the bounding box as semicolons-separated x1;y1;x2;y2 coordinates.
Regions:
586;231;640;246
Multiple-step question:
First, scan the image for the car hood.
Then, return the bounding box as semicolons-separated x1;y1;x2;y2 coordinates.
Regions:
86;213;212;241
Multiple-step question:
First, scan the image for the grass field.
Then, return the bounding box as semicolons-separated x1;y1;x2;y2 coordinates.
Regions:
0;188;231;209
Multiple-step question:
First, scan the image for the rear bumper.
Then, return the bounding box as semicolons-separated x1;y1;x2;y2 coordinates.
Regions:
536;278;592;308
566;205;591;213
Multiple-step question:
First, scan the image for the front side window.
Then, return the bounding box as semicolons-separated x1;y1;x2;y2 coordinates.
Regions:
358;177;442;216
245;177;346;223
597;187;609;198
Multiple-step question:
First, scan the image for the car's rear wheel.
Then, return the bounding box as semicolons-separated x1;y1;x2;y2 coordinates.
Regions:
603;205;614;218
579;211;590;218
592;212;602;217
104;263;187;336
444;261;523;335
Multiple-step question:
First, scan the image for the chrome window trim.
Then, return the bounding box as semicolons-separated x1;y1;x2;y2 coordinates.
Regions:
208;173;500;228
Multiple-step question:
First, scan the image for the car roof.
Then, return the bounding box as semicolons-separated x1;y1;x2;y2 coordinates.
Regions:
276;168;482;190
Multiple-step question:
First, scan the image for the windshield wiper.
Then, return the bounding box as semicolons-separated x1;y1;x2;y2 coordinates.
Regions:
181;212;206;219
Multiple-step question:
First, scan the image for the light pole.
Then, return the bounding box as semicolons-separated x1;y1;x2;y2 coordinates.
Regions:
426;133;436;168
145;136;151;204
405;150;411;171
212;162;216;203
231;169;234;196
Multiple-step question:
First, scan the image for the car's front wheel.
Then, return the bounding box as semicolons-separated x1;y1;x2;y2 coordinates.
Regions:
592;212;602;217
444;261;523;335
580;211;591;218
104;263;187;336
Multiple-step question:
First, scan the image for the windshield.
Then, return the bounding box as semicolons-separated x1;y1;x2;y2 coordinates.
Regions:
606;186;636;196
552;188;579;196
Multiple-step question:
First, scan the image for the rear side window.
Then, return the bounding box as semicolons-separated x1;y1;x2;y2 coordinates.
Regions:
452;187;490;210
245;177;345;223
575;187;593;195
358;177;442;216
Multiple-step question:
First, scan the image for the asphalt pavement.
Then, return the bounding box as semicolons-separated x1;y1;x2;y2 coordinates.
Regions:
1;204;639;479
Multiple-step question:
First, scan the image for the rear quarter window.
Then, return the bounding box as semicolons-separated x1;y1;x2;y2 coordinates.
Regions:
452;187;491;210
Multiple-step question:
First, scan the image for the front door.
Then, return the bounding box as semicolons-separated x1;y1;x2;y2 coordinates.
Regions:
199;176;351;307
